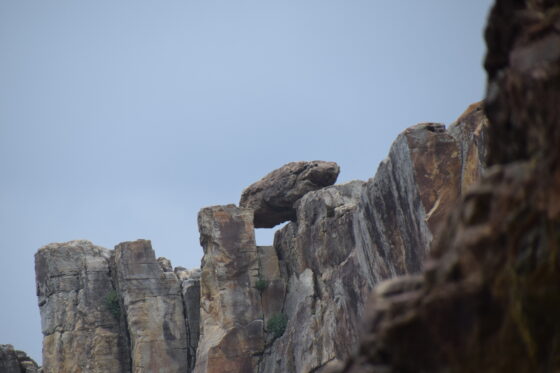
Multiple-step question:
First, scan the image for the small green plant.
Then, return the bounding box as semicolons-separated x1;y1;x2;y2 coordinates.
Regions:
105;289;121;318
255;278;268;292
267;313;288;339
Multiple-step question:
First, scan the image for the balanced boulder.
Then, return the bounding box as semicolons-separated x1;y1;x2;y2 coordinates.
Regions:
240;161;340;228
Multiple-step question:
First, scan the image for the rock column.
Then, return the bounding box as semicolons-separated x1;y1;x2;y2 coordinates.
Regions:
113;239;189;373
194;205;264;373
35;240;129;373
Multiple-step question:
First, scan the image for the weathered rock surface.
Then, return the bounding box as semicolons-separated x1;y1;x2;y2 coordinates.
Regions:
34;102;489;373
240;161;340;228
181;103;487;373
195;205;264;373
113;240;189;373
334;1;560;372
35;240;129;373
176;267;202;373
35;239;200;373
254;105;488;372
0;344;40;373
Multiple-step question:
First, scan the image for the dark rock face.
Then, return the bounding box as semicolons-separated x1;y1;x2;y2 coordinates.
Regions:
334;1;560;372
239;161;340;228
0;345;39;373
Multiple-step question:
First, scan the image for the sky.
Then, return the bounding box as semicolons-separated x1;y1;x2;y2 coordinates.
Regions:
0;0;493;363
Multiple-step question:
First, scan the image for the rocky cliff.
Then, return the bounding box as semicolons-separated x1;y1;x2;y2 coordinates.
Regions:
29;98;488;372
332;0;560;372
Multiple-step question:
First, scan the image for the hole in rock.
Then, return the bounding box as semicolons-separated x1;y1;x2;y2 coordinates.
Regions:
255;222;288;246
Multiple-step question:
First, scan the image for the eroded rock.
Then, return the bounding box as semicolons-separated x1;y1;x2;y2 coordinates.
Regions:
195;205;264;373
335;1;560;372
35;240;129;373
0;345;40;373
240;161;340;228
257;106;488;372
113;239;189;373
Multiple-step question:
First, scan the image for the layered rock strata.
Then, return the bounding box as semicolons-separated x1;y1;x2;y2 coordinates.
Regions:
256;109;487;372
0;344;40;373
240;161;340;228
191;105;488;373
334;0;560;372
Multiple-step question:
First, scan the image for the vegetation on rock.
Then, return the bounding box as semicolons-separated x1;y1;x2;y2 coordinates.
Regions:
254;278;268;292
104;289;121;318
267;313;288;339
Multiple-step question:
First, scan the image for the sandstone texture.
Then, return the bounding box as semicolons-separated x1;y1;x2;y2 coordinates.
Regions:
334;1;560;372
35;240;129;373
113;240;189;373
240;161;340;228
35;239;200;373
255;107;487;372
0;344;40;373
195;205;264;373
33;101;489;373
31;14;507;371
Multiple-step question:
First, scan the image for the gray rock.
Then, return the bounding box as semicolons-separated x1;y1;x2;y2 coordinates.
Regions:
195;205;265;373
113;239;189;373
257;107;488;372
34;240;129;373
0;345;39;373
240;161;340;228
180;268;201;373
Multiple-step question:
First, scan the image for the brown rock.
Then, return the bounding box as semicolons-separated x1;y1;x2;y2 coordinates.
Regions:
0;344;40;373
113;239;189;373
195;205;265;373
240;161;340;228
35;240;130;373
337;1;560;372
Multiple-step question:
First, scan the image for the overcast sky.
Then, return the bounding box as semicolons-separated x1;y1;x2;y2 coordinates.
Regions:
0;0;492;363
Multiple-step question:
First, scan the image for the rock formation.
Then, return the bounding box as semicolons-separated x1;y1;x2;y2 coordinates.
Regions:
31;5;537;370
195;205;265;373
0;344;40;373
189;103;488;373
240;161;340;228
332;0;560;372
113;240;190;372
35;240;129;373
32;100;489;373
35;240;200;373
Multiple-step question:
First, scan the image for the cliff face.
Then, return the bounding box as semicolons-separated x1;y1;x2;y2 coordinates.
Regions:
32;103;488;373
35;240;200;373
203;108;487;373
334;0;560;372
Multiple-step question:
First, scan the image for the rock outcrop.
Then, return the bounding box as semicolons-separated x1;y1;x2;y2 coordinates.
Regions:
35;240;129;373
255;106;487;372
333;1;560;372
240;161;340;228
0;344;40;373
35;240;200;373
33;101;489;373
183;103;488;373
195;205;264;373
113;240;189;372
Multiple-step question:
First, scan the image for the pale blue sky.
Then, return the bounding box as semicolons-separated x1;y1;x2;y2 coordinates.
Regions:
0;0;492;362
